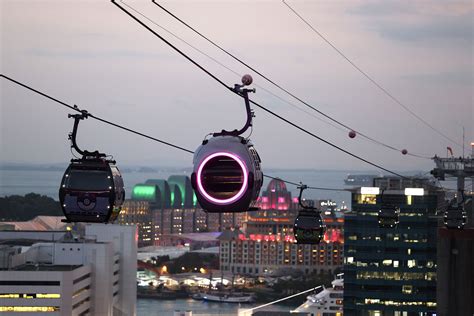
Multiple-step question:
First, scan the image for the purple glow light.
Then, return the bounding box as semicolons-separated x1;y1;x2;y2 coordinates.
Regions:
196;152;249;205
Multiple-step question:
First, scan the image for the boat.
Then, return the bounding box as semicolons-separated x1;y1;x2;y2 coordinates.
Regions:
344;174;378;186
292;273;344;315
192;271;254;303
198;292;255;303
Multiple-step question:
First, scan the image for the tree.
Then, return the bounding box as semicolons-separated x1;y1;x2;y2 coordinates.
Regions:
0;193;62;221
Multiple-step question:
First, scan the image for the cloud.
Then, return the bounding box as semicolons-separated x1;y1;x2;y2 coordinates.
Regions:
350;1;473;17
401;70;473;85
349;1;473;42
377;13;473;42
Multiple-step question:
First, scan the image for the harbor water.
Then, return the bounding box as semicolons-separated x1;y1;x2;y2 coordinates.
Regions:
137;298;292;316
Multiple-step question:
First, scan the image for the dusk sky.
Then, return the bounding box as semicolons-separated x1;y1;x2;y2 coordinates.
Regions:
1;0;472;171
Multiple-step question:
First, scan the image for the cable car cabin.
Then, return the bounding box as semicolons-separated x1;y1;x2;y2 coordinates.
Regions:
191;136;263;213
378;206;400;228
293;210;326;244
444;206;467;229
59;159;125;223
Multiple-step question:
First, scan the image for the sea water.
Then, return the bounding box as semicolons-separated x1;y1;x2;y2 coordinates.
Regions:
0;168;354;206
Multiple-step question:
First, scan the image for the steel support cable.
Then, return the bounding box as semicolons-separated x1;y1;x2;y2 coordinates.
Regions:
149;0;431;159
110;0;427;180
1;74;195;154
120;0;346;134
263;174;347;192
282;0;463;149
2;74;352;192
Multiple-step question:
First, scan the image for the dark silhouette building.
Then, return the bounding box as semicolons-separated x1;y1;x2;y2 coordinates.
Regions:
436;199;474;316
344;177;443;316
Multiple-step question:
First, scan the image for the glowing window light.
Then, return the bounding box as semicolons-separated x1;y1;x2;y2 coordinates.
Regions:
0;306;59;312
196;152;248;205
405;188;424;196
0;293;61;299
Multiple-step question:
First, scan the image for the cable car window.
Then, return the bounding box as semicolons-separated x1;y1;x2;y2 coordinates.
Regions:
201;155;244;200
65;170;112;191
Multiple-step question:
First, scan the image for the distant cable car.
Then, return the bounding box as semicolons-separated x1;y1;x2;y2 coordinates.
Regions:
444;192;467;229
59;110;125;223
378;206;400;228
191;75;263;213
293;184;326;244
444;206;467;229
348;130;356;138
377;190;400;228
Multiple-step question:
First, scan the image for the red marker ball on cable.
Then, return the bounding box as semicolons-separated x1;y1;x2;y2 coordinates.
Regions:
242;74;253;86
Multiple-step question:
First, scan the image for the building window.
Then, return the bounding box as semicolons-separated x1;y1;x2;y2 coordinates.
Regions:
402;285;413;294
356;194;377;204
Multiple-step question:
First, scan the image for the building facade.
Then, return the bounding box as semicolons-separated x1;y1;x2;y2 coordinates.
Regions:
344;178;443;316
219;216;344;276
0;224;137;316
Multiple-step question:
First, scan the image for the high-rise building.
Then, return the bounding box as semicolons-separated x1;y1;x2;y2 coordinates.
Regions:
0;224;136;316
344;177;443;316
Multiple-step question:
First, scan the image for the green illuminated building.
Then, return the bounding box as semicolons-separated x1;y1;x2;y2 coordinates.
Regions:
344;177;443;316
121;176;243;245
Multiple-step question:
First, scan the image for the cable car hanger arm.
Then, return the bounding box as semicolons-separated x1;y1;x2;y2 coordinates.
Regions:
213;82;255;137
297;183;314;210
68;106;103;158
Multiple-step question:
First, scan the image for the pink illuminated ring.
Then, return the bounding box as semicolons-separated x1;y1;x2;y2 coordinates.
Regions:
196;152;248;205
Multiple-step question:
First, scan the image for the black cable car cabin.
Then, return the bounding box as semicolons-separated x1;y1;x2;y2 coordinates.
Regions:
444;206;467;229
59;158;124;223
294;209;326;244
293;184;326;244
378;206;400;228
59;110;125;223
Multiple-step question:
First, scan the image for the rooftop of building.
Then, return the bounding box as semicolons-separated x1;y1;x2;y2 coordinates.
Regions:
166;232;222;242
1;216;67;231
12;264;83;271
190;246;219;254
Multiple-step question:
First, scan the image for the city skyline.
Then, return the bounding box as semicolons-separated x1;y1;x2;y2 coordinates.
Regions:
2;1;472;171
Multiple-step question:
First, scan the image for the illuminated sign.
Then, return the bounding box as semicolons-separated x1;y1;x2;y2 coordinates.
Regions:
361;187;380;195
320;201;336;207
